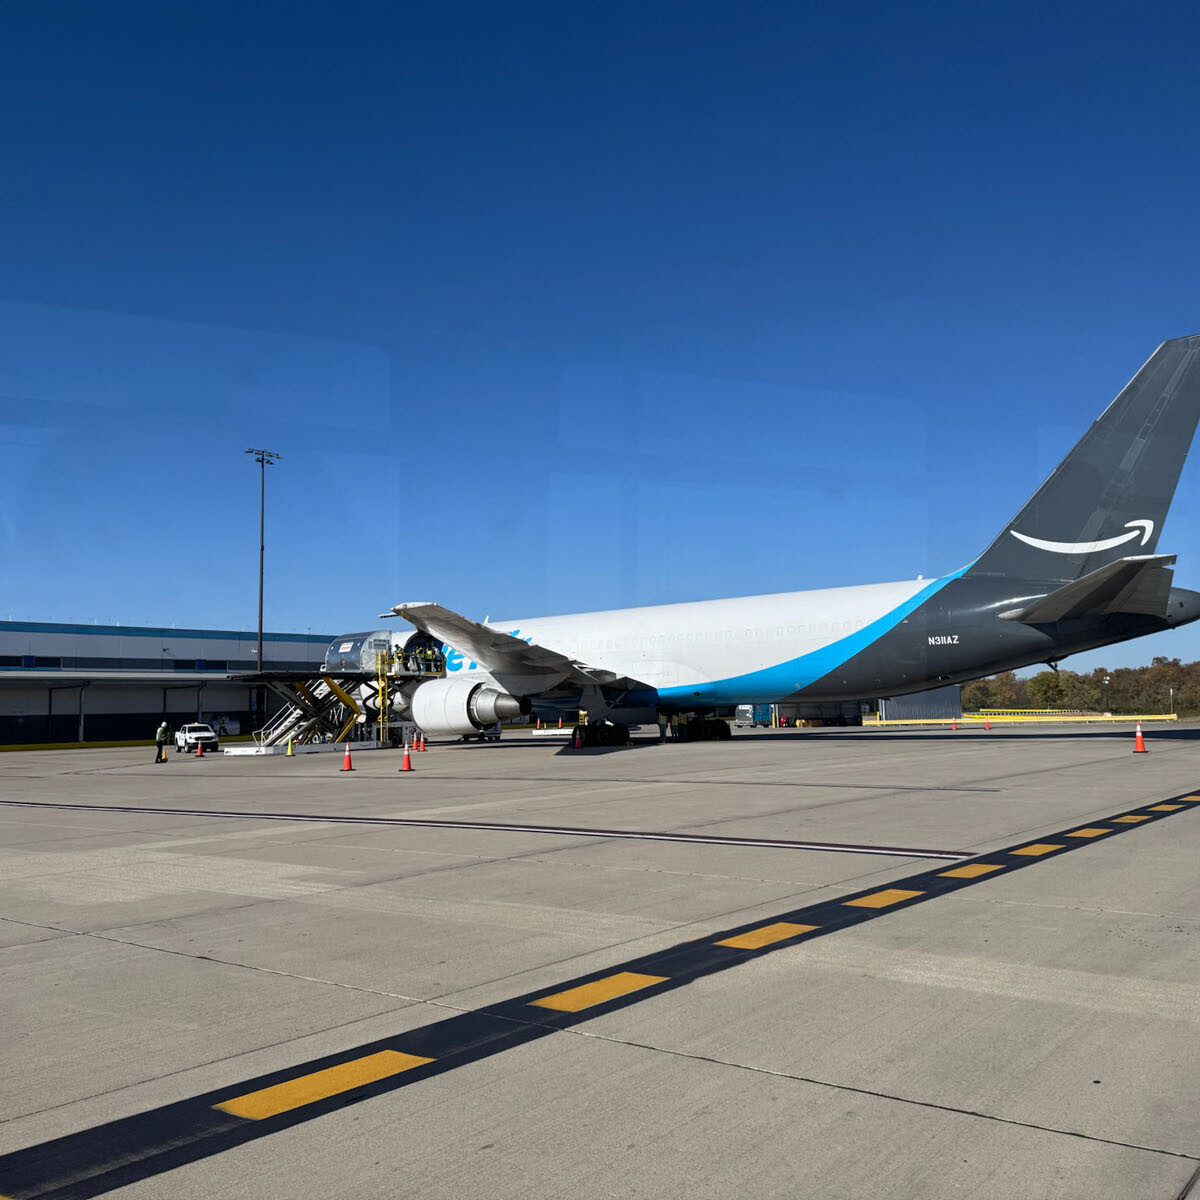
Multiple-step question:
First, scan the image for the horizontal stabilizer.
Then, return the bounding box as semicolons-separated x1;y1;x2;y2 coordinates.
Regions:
998;554;1176;624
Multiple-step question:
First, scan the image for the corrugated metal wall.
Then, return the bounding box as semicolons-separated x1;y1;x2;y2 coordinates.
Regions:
879;684;962;721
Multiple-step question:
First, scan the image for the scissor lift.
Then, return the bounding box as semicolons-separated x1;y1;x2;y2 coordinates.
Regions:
242;663;443;749
248;674;367;748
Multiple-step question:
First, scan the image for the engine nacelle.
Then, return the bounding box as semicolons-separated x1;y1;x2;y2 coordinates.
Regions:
409;677;529;737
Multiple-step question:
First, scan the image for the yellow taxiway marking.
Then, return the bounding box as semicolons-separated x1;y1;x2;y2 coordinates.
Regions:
1067;827;1112;838
939;863;1005;879
1112;815;1151;823
213;1050;433;1120
1010;843;1065;856
845;888;923;909
717;922;818;949
530;971;667;1013
1149;804;1183;811
1177;794;1200;801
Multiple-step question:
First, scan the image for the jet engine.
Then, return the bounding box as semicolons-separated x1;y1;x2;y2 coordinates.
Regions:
409;677;529;737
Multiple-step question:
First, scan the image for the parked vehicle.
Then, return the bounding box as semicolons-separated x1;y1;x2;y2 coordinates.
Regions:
175;723;219;753
734;704;772;727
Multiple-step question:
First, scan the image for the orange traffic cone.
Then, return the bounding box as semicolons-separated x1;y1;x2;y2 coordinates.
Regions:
400;742;414;772
558;717;563;729
951;719;957;731
536;717;541;729
196;739;203;757
984;718;991;731
419;733;426;752
340;743;354;771
1133;722;1147;753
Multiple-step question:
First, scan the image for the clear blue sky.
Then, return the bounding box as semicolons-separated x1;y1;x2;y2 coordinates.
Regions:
2;1;1199;673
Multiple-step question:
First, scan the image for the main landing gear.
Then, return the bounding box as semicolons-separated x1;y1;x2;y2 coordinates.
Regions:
570;721;629;748
568;716;732;747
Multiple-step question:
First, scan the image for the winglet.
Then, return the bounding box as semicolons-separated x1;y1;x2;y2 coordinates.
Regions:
382;603;439;621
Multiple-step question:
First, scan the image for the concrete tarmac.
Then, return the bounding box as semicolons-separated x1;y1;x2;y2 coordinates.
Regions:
2;724;1199;1199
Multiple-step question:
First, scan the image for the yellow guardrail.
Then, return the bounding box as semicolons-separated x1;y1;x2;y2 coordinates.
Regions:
867;713;1178;727
977;708;1089;716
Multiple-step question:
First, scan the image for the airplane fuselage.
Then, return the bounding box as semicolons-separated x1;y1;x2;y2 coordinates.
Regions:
452;573;1200;708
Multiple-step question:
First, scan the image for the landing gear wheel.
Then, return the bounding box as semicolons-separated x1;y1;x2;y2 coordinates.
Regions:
570;722;629;748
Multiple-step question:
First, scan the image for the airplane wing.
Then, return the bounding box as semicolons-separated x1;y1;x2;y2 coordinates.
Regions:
383;602;649;694
998;554;1177;624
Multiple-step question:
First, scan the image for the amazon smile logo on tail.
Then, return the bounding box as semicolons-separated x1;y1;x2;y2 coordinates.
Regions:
1009;519;1154;555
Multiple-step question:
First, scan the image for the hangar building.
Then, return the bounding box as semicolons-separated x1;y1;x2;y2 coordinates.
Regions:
0;621;332;745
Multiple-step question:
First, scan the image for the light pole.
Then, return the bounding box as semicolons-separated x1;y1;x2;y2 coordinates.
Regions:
1169;686;1174;714
245;449;281;673
1104;674;1110;713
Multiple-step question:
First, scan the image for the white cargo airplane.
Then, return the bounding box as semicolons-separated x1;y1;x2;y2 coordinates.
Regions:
384;336;1200;744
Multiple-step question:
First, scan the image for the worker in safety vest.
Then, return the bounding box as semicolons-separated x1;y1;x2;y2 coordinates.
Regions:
656;711;668;743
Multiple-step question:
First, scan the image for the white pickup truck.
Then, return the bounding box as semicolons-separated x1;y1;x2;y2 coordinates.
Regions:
175;723;219;753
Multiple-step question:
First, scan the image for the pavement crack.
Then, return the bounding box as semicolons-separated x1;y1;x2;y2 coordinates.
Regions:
2;916;432;1002
1173;1157;1200;1200
555;1027;1200;1164
942;894;1200;922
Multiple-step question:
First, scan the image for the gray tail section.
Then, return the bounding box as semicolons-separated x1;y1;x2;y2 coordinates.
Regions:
967;334;1200;582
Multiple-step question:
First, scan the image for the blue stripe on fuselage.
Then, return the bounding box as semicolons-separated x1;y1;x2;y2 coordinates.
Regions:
656;566;969;705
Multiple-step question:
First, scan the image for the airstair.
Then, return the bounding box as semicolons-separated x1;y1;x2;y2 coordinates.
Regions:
253;676;367;749
249;665;444;750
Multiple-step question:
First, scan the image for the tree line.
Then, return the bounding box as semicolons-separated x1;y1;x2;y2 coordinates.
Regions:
962;657;1194;715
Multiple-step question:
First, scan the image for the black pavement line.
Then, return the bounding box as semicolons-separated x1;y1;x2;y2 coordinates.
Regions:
1;789;1196;1199
0;800;969;859
384;775;1004;792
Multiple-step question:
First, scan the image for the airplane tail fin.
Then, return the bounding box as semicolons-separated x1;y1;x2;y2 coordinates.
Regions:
967;335;1200;582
